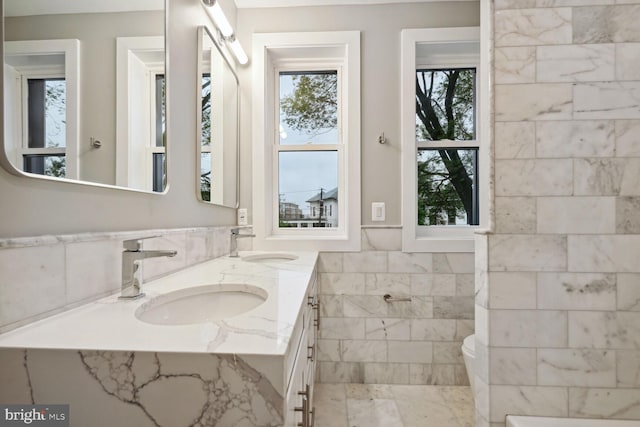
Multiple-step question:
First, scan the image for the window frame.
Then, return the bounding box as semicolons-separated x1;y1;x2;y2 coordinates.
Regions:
401;27;483;253
4;39;80;180
115;36;166;193
252;31;361;252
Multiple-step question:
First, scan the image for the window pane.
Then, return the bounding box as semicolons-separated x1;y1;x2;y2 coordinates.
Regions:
417;148;478;226
201;74;211;147
200;152;211;201
23;155;66;178
278;151;338;228
28;79;66;149
155;75;166;148
152;153;166;192
279;71;338;145
415;68;475;142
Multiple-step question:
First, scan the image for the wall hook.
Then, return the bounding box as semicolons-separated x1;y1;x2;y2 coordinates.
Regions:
90;137;102;149
378;132;386;144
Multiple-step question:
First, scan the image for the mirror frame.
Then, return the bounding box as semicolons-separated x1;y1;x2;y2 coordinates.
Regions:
196;25;240;209
0;0;169;195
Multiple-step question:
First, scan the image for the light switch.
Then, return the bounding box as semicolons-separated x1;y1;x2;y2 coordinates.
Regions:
237;208;248;226
372;202;385;221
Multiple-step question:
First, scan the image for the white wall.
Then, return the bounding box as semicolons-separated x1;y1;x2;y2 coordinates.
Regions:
0;0;238;238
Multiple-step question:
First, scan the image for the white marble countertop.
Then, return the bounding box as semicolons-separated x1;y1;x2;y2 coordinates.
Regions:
0;251;318;356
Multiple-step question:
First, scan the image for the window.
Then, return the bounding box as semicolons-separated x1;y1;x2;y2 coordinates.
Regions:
401;27;483;252
252;31;361;251
116;36;166;192
4;39;80;180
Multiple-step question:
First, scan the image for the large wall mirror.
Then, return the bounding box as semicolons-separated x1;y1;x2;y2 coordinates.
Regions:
2;0;167;193
197;25;239;208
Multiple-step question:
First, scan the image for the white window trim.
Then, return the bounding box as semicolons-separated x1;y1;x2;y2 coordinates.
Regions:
115;36;165;192
4;39;80;180
252;31;361;252
401;27;483;253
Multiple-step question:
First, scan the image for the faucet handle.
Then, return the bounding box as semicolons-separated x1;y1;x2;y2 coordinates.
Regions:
123;235;160;251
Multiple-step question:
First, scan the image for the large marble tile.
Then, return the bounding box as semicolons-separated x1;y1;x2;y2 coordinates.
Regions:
489;272;537;310
388;252;432;273
569;388;640;418
433;296;474;319
616;197;640;233
65;239;121;305
363;363;409;384
616;350;640;388
490;347;537;385
313;383;348;427
411;319;457;341
537;44;614;82
537;349;616;387
318;362;363;383
569;311;640;349
317;252;343;273
568;235;640;272
537;197;616;234
575;82;640;120
365;273;411;295
495;159;573;196
345;383;394;399
341;340;387;363
617;273;640;311
615;120;640;157
490;385;569;422
536;120;615;158
495;197;537;234
343;295;386;317
490;310;567;348
616;43;640;80
433;253;475;274
438;386;475;427
488;235;567;272
319;318;365;340
346;398;403;427
495;47;536;84
574;5;640;44
495;84;573;122
495;8;572;46
343;252;388;273
319;272;365;295
361;228;401;252
388;341;433;364
392;385;460;427
365;318;411;340
0;245;66;329
537;273;616;310
495;122;535;160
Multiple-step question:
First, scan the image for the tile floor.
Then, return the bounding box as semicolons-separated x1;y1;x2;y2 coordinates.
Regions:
313;383;474;427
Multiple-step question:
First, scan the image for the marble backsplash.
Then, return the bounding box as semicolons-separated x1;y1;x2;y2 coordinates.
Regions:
316;227;475;386
0;226;251;333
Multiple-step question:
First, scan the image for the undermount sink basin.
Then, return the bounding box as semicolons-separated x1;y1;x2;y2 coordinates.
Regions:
135;284;268;325
241;253;298;263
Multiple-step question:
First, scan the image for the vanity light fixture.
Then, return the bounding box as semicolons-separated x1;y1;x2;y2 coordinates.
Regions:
201;0;249;65
226;35;249;65
202;0;233;38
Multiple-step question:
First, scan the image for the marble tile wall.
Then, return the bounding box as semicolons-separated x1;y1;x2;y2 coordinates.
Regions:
0;226;245;333
480;1;640;426
317;228;475;386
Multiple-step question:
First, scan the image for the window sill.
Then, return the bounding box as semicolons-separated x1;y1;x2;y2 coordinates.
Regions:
255;233;361;253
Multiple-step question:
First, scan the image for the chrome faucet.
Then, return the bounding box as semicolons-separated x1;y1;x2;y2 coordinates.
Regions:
120;238;177;299
229;228;255;257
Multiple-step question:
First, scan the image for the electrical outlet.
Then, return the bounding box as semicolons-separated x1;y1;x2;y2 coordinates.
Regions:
237;208;248;226
372;202;385;221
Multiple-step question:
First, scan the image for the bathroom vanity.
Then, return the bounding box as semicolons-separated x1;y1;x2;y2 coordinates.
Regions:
0;251;318;427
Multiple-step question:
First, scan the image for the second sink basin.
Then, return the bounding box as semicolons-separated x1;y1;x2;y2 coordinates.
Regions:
241;253;298;263
135;284;268;325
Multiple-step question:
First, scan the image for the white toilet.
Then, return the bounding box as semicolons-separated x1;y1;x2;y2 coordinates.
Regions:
461;334;475;391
